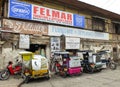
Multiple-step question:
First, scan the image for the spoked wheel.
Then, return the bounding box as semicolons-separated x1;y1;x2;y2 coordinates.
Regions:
98;69;102;72
46;71;51;80
61;71;67;78
46;76;50;80
88;66;94;74
23;76;30;83
0;69;10;80
21;73;30;83
109;63;117;70
54;66;59;75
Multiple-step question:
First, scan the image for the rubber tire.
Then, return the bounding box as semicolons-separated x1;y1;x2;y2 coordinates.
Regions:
88;66;94;74
109;63;117;70
0;69;10;80
22;74;29;83
62;72;67;78
24;76;30;83
46;76;50;80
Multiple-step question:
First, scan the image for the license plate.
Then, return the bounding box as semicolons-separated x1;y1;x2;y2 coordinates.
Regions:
64;68;67;71
25;73;30;76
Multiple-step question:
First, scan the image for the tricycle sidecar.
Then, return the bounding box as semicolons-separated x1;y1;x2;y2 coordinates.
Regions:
19;51;50;83
77;50;102;73
53;51;82;77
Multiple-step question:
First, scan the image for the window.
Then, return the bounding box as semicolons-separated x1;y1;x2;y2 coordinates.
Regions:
86;18;92;29
108;23;114;33
113;23;120;34
92;17;105;32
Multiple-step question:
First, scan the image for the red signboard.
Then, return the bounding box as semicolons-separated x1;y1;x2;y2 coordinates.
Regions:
32;5;73;26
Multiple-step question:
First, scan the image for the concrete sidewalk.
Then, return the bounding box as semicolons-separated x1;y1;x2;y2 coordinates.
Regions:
0;76;23;87
0;67;120;87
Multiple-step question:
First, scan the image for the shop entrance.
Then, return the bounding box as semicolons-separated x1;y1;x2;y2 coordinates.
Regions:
26;44;46;57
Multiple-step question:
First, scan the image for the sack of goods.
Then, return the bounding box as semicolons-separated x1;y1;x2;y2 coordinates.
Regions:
32;55;48;71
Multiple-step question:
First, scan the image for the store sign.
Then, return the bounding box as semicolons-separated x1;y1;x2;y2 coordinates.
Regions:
3;19;48;35
19;34;30;49
8;0;32;20
48;25;109;40
73;14;85;28
66;37;80;49
8;0;85;28
33;5;73;26
51;37;60;52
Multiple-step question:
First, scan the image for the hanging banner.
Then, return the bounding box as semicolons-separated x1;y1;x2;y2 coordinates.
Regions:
51;37;60;52
8;0;85;28
19;34;30;49
65;37;80;49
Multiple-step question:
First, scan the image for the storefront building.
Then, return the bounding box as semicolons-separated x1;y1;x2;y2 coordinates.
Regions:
0;0;120;68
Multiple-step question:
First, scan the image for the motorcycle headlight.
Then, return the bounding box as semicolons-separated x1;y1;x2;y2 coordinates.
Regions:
90;64;95;68
63;59;66;61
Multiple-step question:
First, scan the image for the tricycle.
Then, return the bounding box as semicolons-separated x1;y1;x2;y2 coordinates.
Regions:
97;50;117;70
77;50;103;73
19;51;50;83
52;51;82;77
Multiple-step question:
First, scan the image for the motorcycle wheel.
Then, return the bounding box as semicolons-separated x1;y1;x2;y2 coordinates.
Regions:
61;72;67;78
88;66;94;74
23;75;29;83
0;69;10;80
109;63;117;70
54;66;59;75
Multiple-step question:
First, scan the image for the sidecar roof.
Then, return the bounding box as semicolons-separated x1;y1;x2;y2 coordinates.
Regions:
19;51;33;55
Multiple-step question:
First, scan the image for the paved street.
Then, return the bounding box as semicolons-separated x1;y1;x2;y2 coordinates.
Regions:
0;67;120;87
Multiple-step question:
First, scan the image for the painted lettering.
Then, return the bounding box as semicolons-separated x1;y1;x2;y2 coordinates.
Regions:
40;7;45;15
33;5;73;25
67;14;72;21
46;9;51;16
33;6;39;15
52;10;60;18
61;12;66;20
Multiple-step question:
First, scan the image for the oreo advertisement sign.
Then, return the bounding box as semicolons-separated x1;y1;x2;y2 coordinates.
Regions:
8;0;32;20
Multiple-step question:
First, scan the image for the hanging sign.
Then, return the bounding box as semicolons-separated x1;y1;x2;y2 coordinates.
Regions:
51;37;60;52
19;34;30;49
65;37;80;49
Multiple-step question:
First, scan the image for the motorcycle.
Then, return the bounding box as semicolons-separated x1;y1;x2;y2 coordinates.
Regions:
77;50;103;73
0;58;22;80
105;57;117;70
98;50;117;70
